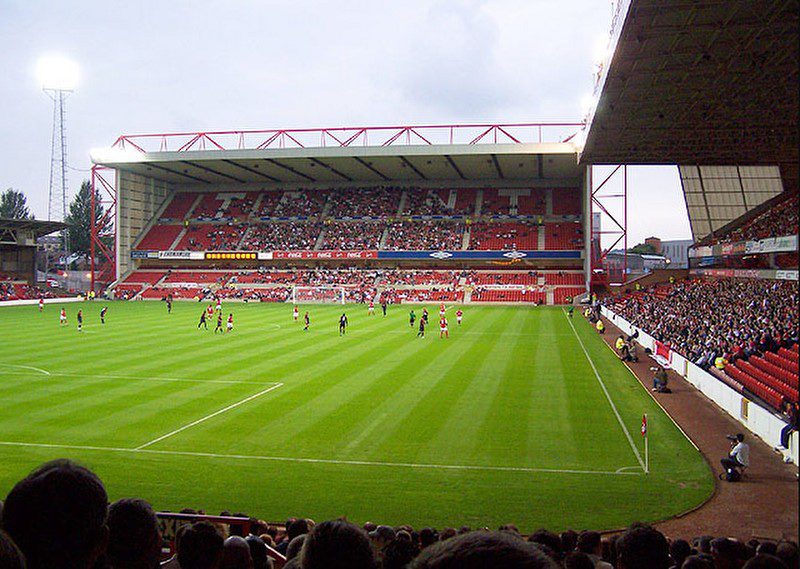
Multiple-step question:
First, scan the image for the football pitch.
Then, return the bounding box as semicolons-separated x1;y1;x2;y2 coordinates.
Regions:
0;301;712;531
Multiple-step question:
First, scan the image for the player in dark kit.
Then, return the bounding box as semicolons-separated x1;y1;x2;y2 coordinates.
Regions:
409;310;416;327
381;301;387;316
417;316;426;338
568;305;574;318
339;313;348;336
303;311;310;331
214;312;224;333
422;307;429;324
198;310;208;329
166;295;173;314
77;310;83;332
100;306;108;324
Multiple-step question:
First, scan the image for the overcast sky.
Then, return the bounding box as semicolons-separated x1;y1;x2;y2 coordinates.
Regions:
0;0;692;245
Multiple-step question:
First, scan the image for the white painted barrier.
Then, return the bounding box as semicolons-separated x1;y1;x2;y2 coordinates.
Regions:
0;297;84;308
601;306;799;465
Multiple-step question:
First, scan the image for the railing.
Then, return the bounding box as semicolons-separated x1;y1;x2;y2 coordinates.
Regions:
110;123;585;153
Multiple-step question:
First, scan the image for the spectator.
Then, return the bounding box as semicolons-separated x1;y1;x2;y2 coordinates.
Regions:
710;537;748;569
1;458;108;569
564;552;596;569
742;555;788;568
106;498;162;569
670;539;692;569
778;401;798;450
178;521;224;569
277;519;311;555
382;537;418;569
681;554;715;568
0;529;25;569
616;525;670;569
300;520;375;569
576;531;613;569
775;542;798;568
221;536;254;569
411;531;557;568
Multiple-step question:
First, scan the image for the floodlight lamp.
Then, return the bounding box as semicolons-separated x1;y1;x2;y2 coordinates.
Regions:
37;54;79;91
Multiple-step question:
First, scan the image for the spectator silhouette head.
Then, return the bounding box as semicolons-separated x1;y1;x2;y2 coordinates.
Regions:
681;554;715;568
564;551;595;569
0;529;25;569
221;536;253;569
177;521;224;569
106;498;161;569
245;534;270;569
1;458;108;569
742;554;789;568
300;519;375;569
775;542;798;568
411;531;557;569
616;524;670;569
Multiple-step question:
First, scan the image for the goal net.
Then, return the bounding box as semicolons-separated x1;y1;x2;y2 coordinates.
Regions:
291;286;346;304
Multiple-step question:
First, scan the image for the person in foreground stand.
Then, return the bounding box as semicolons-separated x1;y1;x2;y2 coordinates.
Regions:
1;458;109;569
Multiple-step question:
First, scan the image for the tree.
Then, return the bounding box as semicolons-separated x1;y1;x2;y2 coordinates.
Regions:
0;188;34;219
629;243;656;255
64;180;112;258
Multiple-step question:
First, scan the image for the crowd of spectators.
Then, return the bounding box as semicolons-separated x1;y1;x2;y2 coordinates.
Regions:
321;222;385;250
401;189;455;217
326;187;402;218
704;194;798;245
468;222;539;250
2;458;797;569
242;224;322;251
383;221;464;251
179;225;248;251
0;281;58;302
271;191;330;219
605;278;799;372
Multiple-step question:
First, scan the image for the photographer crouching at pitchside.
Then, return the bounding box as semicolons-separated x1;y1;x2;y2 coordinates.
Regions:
720;433;750;482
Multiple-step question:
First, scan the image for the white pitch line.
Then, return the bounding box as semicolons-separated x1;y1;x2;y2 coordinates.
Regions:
0;363;51;375
0;440;641;476
135;382;285;450
563;311;646;472
0;370;273;386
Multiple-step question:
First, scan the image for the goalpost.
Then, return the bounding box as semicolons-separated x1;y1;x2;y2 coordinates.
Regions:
291;286;346;304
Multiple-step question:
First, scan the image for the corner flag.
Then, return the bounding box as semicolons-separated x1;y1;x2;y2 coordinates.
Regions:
641;413;649;474
641;414;648;437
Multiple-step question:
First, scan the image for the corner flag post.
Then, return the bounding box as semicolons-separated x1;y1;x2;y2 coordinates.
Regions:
641;413;649;474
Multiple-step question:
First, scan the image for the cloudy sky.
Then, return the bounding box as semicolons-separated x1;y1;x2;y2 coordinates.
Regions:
0;0;691;244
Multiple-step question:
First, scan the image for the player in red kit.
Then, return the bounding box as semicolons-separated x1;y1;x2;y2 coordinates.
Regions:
439;303;446;317
456;309;463;325
293;305;299;322
368;300;375;316
59;308;67;326
38;297;44;312
439;316;448;339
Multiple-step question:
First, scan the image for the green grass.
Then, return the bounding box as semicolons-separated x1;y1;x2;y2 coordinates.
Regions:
0;301;712;532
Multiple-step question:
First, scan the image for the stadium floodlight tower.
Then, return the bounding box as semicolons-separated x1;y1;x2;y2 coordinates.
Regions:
37;54;79;259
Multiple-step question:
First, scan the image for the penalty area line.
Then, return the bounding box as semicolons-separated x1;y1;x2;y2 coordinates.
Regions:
0;363;51;375
0;440;642;477
563;310;646;473
135;382;285;450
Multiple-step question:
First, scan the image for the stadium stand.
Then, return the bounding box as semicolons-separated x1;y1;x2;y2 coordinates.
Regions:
175;224;248;251
383;221;465;251
241;223;322;251
3;458;798;569
699;193;798;245
468;222;539;250
159;192;198;220
606;278;799;410
135;225;183;251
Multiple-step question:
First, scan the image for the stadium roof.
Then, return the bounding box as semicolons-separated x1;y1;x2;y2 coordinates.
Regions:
581;0;798;172
91;142;584;186
0;218;68;238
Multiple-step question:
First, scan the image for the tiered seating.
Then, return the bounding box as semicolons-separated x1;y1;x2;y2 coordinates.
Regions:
398;289;464;302
454;188;478;214
175;224;247;251
480;189;511;215
159;192;198;220
241;223;322;251
551;188;582;215
707;192;799;245
473;272;538;285
162;272;230;285
135;225;182;251
193;193;257;220
468;222;538;250
726;363;785;409
553;287;585;304
544;272;583;285
751;356;799;390
472;289;545;303
113;284;143;298
271;190;330;218
141;287;203;300
122;271;165;284
544;222;582;250
253;191;285;217
326;187;401;218
402;189;455;217
382;270;461;286
516;190;546;215
383;221;464;251
320;222;384;250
